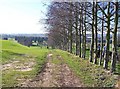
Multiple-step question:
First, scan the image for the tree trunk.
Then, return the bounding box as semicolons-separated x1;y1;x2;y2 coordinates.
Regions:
82;18;85;58
76;28;79;55
70;26;72;53
99;3;104;65
93;1;98;64
75;2;79;55
67;30;70;52
81;4;85;58
81;3;86;59
79;27;81;57
103;2;110;69
89;2;95;62
79;9;82;57
84;2;87;59
111;1;118;72
69;3;73;53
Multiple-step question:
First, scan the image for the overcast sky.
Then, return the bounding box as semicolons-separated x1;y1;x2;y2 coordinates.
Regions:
0;0;50;34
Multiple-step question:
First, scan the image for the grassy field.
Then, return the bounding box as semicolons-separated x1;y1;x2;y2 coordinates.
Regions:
1;40;120;87
1;40;49;87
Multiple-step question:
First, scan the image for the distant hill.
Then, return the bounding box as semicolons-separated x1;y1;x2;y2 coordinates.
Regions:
1;40;29;50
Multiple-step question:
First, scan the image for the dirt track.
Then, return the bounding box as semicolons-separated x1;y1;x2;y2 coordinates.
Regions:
20;53;83;87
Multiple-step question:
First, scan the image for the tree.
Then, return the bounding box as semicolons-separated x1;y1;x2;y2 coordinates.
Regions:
75;2;79;55
89;2;95;62
98;2;114;69
103;2;111;69
111;1;119;72
93;1;98;64
46;1;119;71
99;2;104;65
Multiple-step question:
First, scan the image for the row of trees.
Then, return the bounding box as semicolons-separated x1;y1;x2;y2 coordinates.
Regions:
46;1;120;72
15;36;48;47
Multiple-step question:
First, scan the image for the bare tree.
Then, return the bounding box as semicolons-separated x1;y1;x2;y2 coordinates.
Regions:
111;1;119;72
93;1;98;64
89;2;95;62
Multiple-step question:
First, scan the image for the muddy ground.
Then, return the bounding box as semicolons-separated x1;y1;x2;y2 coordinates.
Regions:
20;54;83;87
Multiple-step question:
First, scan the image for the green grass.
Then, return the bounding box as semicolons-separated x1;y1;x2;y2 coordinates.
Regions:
1;40;29;50
1;40;119;87
116;63;120;74
51;49;117;87
1;40;49;87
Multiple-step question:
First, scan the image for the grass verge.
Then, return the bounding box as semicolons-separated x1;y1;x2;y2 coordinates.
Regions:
52;49;118;87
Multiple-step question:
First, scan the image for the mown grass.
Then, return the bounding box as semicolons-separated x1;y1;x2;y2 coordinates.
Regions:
1;40;49;87
51;49;118;87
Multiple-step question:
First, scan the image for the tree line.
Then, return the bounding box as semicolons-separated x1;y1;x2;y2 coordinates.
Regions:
46;1;120;72
15;36;48;47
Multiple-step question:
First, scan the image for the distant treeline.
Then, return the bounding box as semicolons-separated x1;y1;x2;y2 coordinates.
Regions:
1;34;48;47
2;35;48;47
2;34;47;38
15;36;48;47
